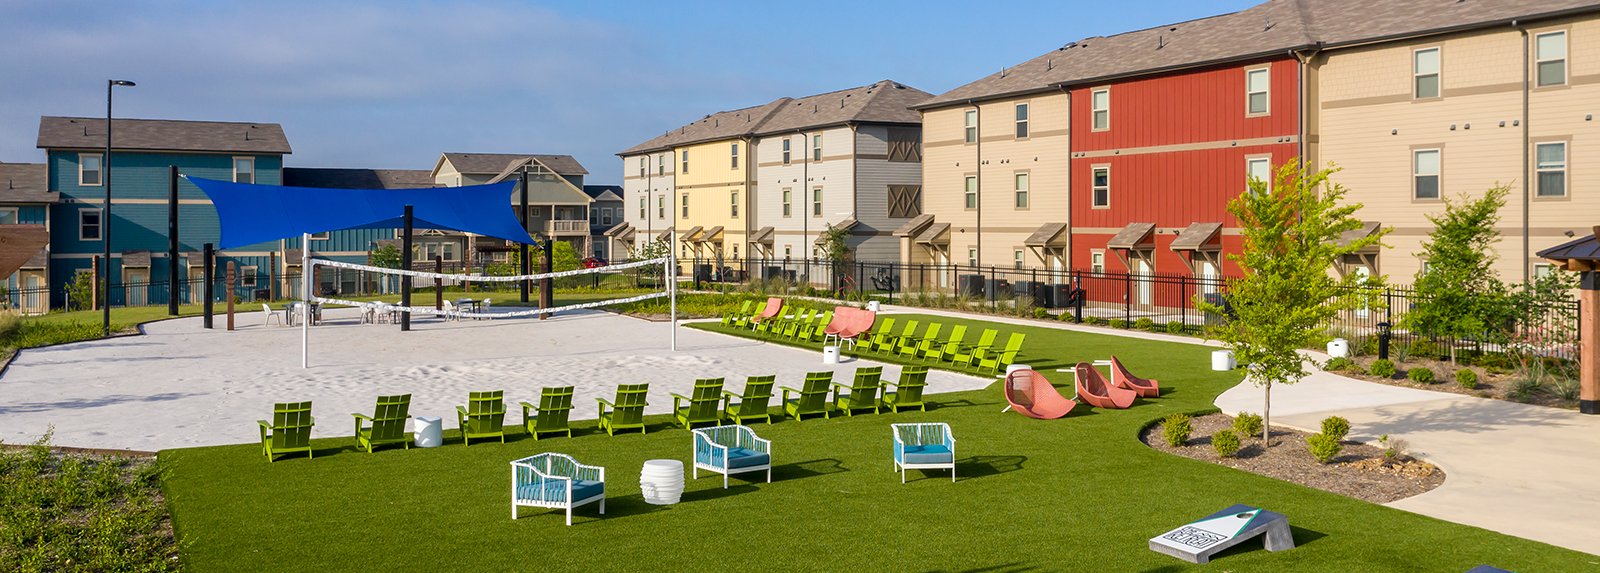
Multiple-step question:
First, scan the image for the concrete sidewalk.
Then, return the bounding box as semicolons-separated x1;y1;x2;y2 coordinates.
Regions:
1217;370;1600;556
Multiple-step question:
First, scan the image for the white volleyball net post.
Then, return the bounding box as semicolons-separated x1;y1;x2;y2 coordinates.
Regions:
299;255;674;368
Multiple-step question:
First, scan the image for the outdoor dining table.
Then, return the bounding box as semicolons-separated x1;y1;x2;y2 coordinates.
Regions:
455;298;483;317
282;302;322;326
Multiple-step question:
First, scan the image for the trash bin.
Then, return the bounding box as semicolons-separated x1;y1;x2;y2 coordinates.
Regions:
1327;338;1350;358
822;346;840;364
414;416;443;448
1211;350;1236;371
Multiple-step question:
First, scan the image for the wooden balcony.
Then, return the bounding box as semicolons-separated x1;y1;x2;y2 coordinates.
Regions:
545;220;589;236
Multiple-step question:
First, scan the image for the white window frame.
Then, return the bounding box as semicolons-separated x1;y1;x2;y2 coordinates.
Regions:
964;176;977;210
782;138;791;165
639;157;646;178
1245;67;1270;116
1535;142;1567;198
1413;47;1441;99
639;197;646;219
1413;149;1441;200
602;208;613;226
812;134;823;162
79;153;102;186
730;190;739;218
310;232;330;241
968;248;978;268
1014;249;1025;270
240;265;258;287
730;143;739;169
1246;157;1272;194
783;189;793;217
784;245;792;260
590;208;600;225
1014;103;1029;138
1535;31;1568;87
812;187;822;217
681;150;689;173
1091;166;1110;208
1014;172;1029;209
681;193;689;218
657;154;665;176
0;209;18;225
1091;251;1106;276
1091;89;1110;131
79;209;102;241
657;196;664;219
965;110;977;143
233;156;255;184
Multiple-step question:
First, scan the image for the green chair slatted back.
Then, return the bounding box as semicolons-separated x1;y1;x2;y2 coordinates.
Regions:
520;386;575;440
723;375;776;425
597;384;650;435
780;371;834;420
802;310;833;342
456;390;506;445
979;333;1028;373
883;366;931;412
866;318;897;353
928;325;967;362
758;305;791;333
833;366;883;416
880;320;919;354
352;394;412;453
953;329;998;368
673;378;726;429
258;401;314;462
781;309;811;338
722;300;754;326
904;323;942;358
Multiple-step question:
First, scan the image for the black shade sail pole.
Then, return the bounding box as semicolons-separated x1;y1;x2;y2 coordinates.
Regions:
168;165;180;316
401;205;413;332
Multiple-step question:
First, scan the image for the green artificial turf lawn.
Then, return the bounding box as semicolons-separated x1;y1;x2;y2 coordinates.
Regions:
159;314;1595;572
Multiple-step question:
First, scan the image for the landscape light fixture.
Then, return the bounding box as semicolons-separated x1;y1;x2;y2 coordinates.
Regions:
104;79;136;337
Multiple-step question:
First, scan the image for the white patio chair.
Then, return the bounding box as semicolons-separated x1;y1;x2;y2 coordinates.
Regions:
262;304;283;327
481;298;492;320
442;300;461;322
511;453;605;525
692;424;772;489
892;422;956;483
359;303;376;324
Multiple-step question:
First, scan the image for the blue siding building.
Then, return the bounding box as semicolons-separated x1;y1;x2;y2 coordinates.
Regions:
0;162;59;313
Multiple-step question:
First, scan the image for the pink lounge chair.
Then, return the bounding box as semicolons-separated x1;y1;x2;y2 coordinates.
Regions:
823;307;853;338
751;297;782;324
1004;369;1076;419
1074;362;1136;409
840;310;876;346
1108;355;1159;398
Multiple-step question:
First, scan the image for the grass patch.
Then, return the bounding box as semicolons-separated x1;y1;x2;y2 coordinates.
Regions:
156;316;1592;571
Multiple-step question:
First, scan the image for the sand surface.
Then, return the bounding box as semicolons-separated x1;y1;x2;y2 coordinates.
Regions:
0;308;994;451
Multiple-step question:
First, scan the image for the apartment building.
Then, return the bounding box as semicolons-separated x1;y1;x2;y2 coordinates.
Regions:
429;153;594;259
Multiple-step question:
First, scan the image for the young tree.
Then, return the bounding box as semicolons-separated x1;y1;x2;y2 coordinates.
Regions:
1404;184;1511;365
815;223;853;291
1198;161;1388;445
368;244;402;269
629;237;672;286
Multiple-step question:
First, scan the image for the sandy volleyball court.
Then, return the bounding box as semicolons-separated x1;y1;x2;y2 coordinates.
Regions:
0;308;993;451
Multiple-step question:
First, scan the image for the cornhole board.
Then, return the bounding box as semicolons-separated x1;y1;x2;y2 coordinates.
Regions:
1149;504;1293;563
1464;567;1514;573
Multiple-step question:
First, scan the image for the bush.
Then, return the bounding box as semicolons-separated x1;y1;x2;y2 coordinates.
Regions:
1166;321;1185;335
1232;412;1263;437
1083;316;1102;325
1059;311;1074;322
1409;339;1438;360
1407;367;1435;384
1033;307;1050;319
1109;319;1128;329
1320;415;1351;441
1161;413;1192;447
1454;368;1478;389
1134;317;1155;331
1211;429;1241;458
1369;359;1397;378
1307;433;1343;464
1323;357;1358;372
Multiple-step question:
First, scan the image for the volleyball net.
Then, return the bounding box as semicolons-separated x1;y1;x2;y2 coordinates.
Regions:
305;256;673;319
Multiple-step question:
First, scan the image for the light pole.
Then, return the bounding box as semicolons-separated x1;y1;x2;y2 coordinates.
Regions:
104;79;135;337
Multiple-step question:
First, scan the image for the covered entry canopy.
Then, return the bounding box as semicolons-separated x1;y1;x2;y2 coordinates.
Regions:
1538;225;1600;415
185;176;533;249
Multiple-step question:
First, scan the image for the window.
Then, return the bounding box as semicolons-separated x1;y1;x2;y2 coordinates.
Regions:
1014;250;1024;270
783;189;792;217
887;185;922;218
731;244;739;259
964;176;977;209
0;209;17;225
531;207;541;217
233;157;254;184
968;248;978;268
639;157;646;178
1537;32;1567;87
730;191;739;218
812;188;822;216
1091;252;1105;276
782;138;792;164
1413;149;1440;199
1092;167;1110;207
442;242;456;261
79;154;102;186
1535;263;1554;281
1246;68;1270;115
784;245;792;260
310;232;329;240
681;194;689;218
812;134;822;161
1536;142;1567;197
657;154;664;176
730;143;739;169
602;208;613;226
1014;173;1029;208
1014;103;1029;138
1091;89;1109;130
964;110;977;143
590;208;599;225
1246;158;1272;194
1414;48;1440;99
681;150;689;173
240;266;258;287
79;210;101;240
657;196;665;219
639;197;646;219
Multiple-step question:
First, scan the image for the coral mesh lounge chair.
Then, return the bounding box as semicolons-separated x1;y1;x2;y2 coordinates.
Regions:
352;394;412;453
838;309;877;350
1107;355;1159;397
1004;369;1076;419
1074;363;1136;409
511;453;604;525
692;424;772;489
258;401;314;462
750;298;783;330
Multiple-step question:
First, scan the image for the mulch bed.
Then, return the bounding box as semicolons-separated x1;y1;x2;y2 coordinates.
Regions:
1142;413;1443;504
1331;355;1581;410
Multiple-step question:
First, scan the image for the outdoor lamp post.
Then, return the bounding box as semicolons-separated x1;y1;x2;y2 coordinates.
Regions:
1377;321;1392;360
104;79;135;337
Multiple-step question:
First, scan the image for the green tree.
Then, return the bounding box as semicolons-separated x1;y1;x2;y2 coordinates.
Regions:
629;237;672;285
369;244;402;269
1404;184;1511;365
1198;161;1388;445
815;223;853;291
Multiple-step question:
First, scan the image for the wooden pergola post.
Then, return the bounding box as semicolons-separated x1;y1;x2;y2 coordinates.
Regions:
1536;225;1600;414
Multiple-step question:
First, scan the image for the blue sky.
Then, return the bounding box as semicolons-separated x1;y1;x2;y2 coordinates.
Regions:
0;0;1257;185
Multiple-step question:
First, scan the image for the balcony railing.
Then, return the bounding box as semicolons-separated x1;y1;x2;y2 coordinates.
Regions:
546;220;588;235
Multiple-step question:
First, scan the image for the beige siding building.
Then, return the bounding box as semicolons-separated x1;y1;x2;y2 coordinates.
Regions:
428;153;593;260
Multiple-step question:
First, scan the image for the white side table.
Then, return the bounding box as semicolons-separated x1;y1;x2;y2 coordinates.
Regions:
822;346;841;364
1212;350;1236;371
414;416;443;448
640;459;685;505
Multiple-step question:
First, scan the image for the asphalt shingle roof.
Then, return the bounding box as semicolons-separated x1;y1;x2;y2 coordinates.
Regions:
36;117;292;154
0;163;58;203
282;168;437;189
441;153;588;176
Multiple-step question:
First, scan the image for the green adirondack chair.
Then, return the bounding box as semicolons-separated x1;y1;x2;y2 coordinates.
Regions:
833;366;883;416
780;371;834;420
780;309;810;338
721;300;754;327
800;310;832;342
901;323;941;359
456;390;507;445
883;366;931;412
672;378;726;429
926;325;967;362
520;386;574;440
597;384;650;435
757;305;790;334
723;375;775;425
258;401;314;462
878;320;919;354
865;317;897;353
952;329;999;368
978;333;1028;374
352;394;412;453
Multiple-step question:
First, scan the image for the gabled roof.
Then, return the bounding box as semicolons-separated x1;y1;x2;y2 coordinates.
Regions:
1538;227;1600;263
619;80;931;156
37;116;292;154
915;0;1600;110
0;163;58;203
282;168;437;190
583;185;624;202
436;153;588;176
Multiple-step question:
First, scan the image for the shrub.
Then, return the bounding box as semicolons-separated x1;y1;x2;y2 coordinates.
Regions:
1109;318;1128;329
804;286;816;296
1232;412;1263;437
1320;415;1351;441
1083;316;1102;325
1307;433;1343;463
1161;413;1192;447
1409;339;1437;360
1166;321;1185;335
1323;357;1358;372
1407;367;1435;384
1059;311;1075;322
1033;307;1050;319
1379;434;1409;460
1134;317;1155;331
1454;368;1478;389
1369;359;1397;378
1358;335;1381;356
1211;429;1241;458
